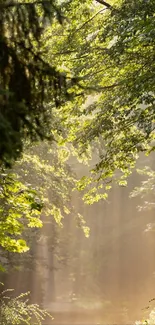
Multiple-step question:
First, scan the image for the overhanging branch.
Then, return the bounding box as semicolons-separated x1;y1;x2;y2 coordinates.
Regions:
77;82;119;92
95;0;112;9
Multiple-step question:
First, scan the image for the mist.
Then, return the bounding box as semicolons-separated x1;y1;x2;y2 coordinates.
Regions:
1;153;155;325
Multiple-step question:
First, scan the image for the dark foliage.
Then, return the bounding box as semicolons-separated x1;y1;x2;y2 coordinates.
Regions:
0;1;69;166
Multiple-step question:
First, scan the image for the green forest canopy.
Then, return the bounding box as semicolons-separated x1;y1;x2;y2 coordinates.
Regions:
1;0;155;174
46;0;155;202
0;0;155;253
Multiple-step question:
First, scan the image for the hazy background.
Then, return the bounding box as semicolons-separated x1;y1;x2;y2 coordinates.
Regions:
1;153;155;324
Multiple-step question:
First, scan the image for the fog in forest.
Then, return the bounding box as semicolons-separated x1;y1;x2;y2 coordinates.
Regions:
1;153;155;324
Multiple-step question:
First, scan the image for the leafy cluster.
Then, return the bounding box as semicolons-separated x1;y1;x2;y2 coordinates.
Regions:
0;170;43;257
15;142;75;224
0;286;52;325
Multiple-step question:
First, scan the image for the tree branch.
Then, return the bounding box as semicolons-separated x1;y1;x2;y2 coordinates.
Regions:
95;0;112;9
74;8;107;34
77;82;119;92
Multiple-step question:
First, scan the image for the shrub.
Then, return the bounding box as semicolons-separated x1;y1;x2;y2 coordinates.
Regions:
0;287;52;325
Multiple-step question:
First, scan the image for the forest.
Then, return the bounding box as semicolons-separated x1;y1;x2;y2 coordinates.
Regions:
1;0;155;324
